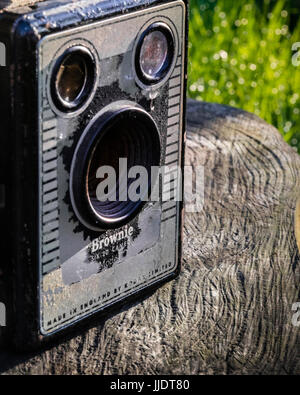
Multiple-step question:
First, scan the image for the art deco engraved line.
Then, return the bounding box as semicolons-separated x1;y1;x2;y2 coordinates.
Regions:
168;96;180;107
43;261;60;275
167;134;179;146
43;220;59;235
169;76;181;88
162;169;179;181
41;113;60;274
43;230;59;244
161;213;177;223
163;165;179;176
43;150;57;162
43;210;59;224
165;152;178;164
162;178;178;192
162;62;182;227
43;200;58;214
43;118;56;131
165;159;179;167
162;200;177;211
43;240;60;254
43;180;58;193
162;206;177;217
42;249;60;264
168;105;180;117
43;170;58;183
43;159;57;173
166;142;179;155
167;124;179;136
172;66;181;78
162;180;177;193
169;86;181;98
167;116;180;127
43;129;57;142
43;140;57;152
43;190;58;204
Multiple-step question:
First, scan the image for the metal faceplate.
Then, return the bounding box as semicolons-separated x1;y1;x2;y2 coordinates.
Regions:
38;1;185;335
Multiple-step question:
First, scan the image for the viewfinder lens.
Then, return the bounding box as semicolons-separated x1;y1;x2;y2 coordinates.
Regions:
135;23;175;85
56;53;87;103
51;46;96;112
140;31;168;79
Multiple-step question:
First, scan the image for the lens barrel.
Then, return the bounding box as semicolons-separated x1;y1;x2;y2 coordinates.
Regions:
70;106;161;231
135;22;175;85
51;46;96;112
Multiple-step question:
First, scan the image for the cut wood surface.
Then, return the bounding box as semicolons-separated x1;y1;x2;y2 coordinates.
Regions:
296;199;300;254
0;0;42;9
1;99;300;375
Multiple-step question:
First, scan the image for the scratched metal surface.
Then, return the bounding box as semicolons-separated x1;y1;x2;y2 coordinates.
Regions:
36;0;185;336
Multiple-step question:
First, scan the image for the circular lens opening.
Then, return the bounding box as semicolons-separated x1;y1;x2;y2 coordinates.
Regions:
140;31;168;79
70;107;161;230
56;53;87;103
51;46;96;112
135;23;175;85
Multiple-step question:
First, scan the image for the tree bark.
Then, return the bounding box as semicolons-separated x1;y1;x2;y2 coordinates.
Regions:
0;99;299;374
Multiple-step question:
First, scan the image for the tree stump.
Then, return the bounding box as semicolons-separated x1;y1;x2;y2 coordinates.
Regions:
296;199;300;253
0;99;299;375
0;0;42;9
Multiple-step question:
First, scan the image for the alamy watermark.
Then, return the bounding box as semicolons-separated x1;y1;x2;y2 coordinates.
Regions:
292;302;300;327
0;302;5;327
0;42;5;67
93;159;204;213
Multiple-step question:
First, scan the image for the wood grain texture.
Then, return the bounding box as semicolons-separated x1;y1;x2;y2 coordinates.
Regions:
296;199;300;254
1;99;300;375
0;0;42;9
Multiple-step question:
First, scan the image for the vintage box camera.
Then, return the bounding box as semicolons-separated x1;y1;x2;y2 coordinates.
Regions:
0;0;188;348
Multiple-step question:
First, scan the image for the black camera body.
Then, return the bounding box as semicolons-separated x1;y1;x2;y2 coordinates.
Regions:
0;0;188;348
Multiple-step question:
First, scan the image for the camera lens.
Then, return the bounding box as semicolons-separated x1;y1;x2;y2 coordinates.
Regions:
56;53;87;103
70;107;161;230
140;31;168;79
135;23;175;84
51;46;96;112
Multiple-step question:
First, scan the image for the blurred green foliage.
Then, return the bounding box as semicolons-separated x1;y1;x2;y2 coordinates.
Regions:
188;0;300;153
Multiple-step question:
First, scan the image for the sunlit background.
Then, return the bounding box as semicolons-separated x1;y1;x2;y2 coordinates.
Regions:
188;0;300;153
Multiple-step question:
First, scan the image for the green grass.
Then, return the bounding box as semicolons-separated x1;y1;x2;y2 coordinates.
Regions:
188;0;300;153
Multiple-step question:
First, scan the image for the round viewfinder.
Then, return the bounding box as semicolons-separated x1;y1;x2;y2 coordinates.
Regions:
135;23;175;85
70;106;161;230
51;46;96;112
